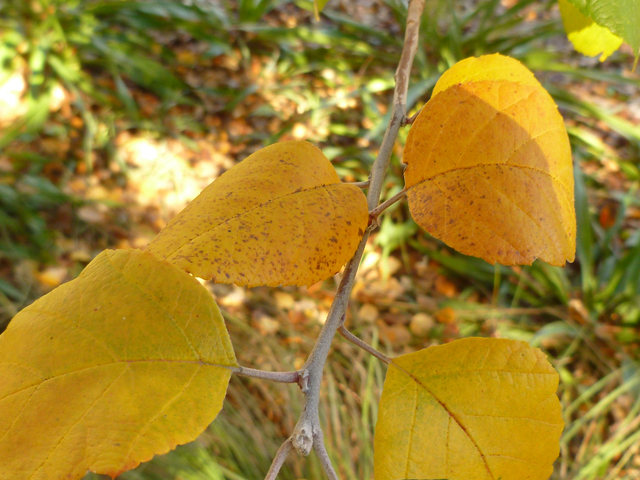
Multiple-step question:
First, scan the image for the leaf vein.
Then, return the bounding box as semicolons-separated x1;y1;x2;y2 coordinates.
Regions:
403;382;419;478
161;183;340;260
124;364;203;461
25;308;120;362
0;359;232;405
432;177;521;257
390;361;496;480
0;385;39;444
27;364;129;479
461;412;563;426
104;252;200;360
452;88;538;169
473;170;560;258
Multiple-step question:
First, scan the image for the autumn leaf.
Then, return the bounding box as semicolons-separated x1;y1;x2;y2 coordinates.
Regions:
559;0;623;62
374;337;563;480
148;140;369;287
563;0;640;68
404;54;576;266
0;249;236;480
314;0;330;20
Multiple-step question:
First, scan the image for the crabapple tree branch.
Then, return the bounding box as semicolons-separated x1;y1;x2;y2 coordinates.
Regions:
263;1;426;477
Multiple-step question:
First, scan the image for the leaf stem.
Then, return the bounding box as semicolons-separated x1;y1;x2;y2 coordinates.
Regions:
231;366;308;385
348;179;371;188
369;188;407;223
337;325;391;365
401;105;423;126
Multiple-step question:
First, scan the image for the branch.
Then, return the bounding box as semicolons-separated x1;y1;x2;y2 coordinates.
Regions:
264;439;294;480
338;325;390;365
266;0;426;477
367;0;425;210
314;428;339;480
291;230;370;457
231;366;308;386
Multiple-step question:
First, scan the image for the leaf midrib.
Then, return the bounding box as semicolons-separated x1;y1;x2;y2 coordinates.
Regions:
0;358;234;406
389;358;562;479
389;359;495;480
407;162;569;193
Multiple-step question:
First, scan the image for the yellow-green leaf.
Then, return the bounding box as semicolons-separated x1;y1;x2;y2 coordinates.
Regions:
404;54;576;266
314;0;330;20
374;337;563;480
148;140;369;287
0;249;236;480
564;0;640;68
559;0;623;61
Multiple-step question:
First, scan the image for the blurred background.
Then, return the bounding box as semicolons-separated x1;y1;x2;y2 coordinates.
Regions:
0;0;639;479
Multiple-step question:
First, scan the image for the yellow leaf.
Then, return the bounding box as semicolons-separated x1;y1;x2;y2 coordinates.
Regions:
374;337;563;480
431;54;541;97
404;54;576;266
314;0;330;20
148;140;369;287
0;249;236;480
559;0;623;61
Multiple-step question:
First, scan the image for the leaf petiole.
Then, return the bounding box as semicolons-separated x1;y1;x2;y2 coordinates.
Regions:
338;325;391;365
231;365;308;387
401;105;424;126
369;188;408;226
347;179;371;189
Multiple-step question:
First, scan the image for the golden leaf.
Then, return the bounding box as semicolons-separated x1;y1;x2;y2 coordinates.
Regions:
148;140;369;287
404;54;576;266
0;249;236;480
559;0;623;62
314;0;330;20
374;337;563;480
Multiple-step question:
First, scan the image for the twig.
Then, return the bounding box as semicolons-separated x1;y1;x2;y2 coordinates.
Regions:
366;0;425;210
313;428;339;480
338;325;390;365
291;233;369;457
264;439;294;480
266;0;426;477
369;188;407;224
231;366;307;386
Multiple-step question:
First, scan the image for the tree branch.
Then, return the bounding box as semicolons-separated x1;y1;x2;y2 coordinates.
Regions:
266;0;426;477
314;428;339;480
264;439;294;480
291;229;371;457
367;0;425;210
